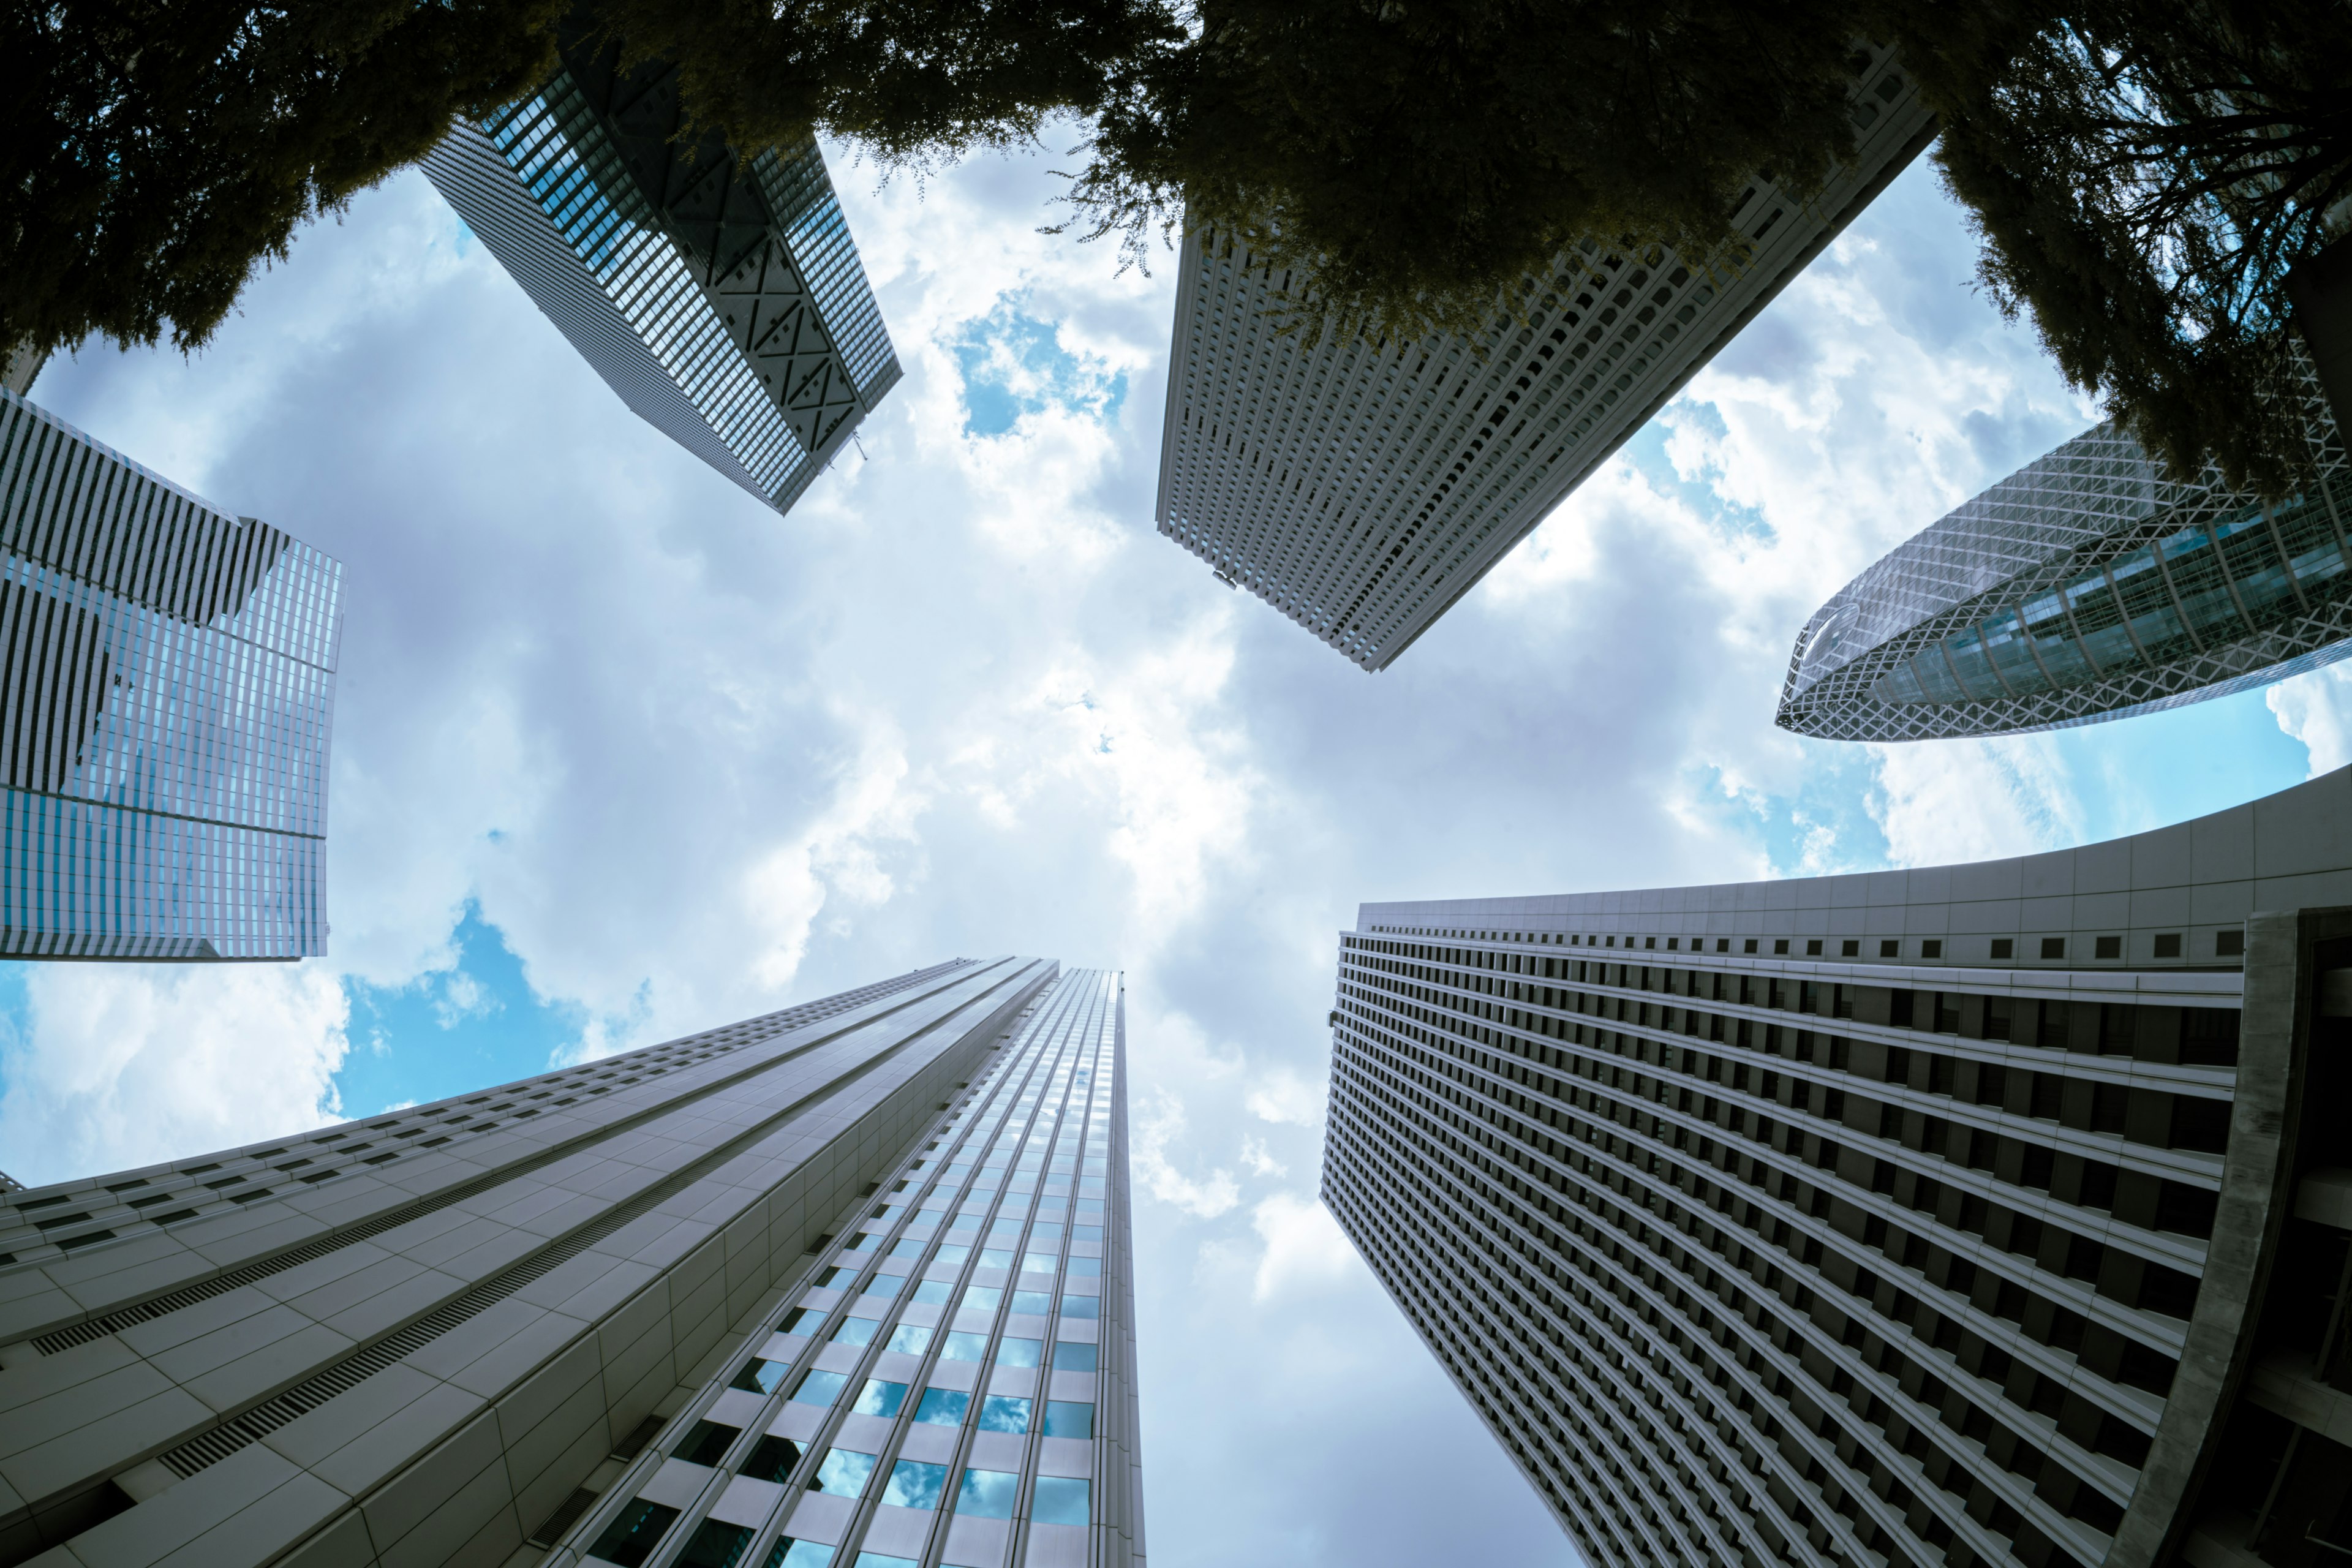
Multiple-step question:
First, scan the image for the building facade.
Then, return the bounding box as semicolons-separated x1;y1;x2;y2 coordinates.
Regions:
1153;50;1936;671
1;388;343;961
0;958;1143;1568
1777;382;2352;742
423;20;901;518
1325;768;2352;1568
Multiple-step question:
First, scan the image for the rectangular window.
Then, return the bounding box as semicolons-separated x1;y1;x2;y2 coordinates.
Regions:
1984;997;2013;1042
997;1336;1043;1367
778;1307;825;1335
1052;1341;1098;1372
883;1460;949;1510
979;1395;1032;1433
2217;929;2245;957
739;1435;801;1483
956;1468;1020;1519
813;1448;878;1495
673;1420;739;1467
884;1324;932;1355
1921;940;1943;959
2154;933;2182;958
791;1369;848;1405
1991;938;2014;959
831;1317;880;1346
852;1379;908;1418
1044;1400;1095;1439
910;1279;952;1306
2095;935;2122;960
980;1248;1016;1268
587;1499;681;1568
2041;937;2066;960
1031;1476;1091;1526
913;1388;970;1425
1022;1251;1058;1274
677;1519;754;1568
731;1360;791;1395
1060;1294;1101;1319
1880;940;1901;959
961;1286;1003;1312
1009;1290;1052;1314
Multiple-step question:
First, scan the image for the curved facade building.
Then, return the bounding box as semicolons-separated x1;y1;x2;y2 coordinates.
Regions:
1;389;342;960
1328;767;2352;1568
1777;386;2351;742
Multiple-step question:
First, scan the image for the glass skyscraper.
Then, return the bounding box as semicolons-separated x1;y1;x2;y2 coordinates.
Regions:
1154;48;1935;670
1778;377;2351;742
1;388;342;961
0;959;1142;1568
1326;767;2352;1568
423;24;902;518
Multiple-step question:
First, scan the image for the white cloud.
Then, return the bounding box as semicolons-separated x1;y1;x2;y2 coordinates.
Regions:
2268;661;2352;778
1245;1066;1327;1128
1250;1191;1357;1302
0;964;349;1185
1239;1135;1287;1178
1868;737;2082;868
1133;1086;1240;1218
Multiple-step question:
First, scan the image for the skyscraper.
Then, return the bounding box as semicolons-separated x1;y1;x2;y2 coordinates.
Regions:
1153;49;1936;670
423;21;902;518
1324;769;2352;1568
1;388;342;961
0;958;1140;1568
1779;380;2351;742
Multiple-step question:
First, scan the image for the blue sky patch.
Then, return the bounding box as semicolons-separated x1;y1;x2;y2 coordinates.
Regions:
952;303;1126;438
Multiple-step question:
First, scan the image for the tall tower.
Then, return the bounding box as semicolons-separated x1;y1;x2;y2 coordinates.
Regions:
0;959;1143;1568
1325;770;2352;1568
1153;50;1936;670
423;21;902;518
1777;382;2352;742
1;387;342;961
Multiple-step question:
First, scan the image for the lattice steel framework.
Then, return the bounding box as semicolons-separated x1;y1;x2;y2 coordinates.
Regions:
1777;378;2352;742
0;389;342;960
423;29;900;518
1154;49;1936;670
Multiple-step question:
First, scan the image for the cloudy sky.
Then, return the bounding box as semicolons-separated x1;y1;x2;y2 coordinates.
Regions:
6;129;2351;1567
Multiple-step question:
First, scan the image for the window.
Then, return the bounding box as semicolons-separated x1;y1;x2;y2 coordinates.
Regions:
1880;940;1900;959
932;1245;972;1267
981;1248;1016;1268
853;1379;908;1418
832;1317;880;1346
997;1336;1043;1367
1921;940;1943;959
2041;937;2066;960
2095;935;2122;960
769;1545;833;1568
1991;938;2014;960
1045;1400;1095;1439
1984;997;2013;1042
673;1420;739;1467
940;1332;989;1362
731;1359;791;1395
813;1448;878;1495
883;1460;949;1509
2217;929;2245;957
676;1519;753;1568
1772;938;1790;955
977;1395;1033;1433
1744;939;1758;954
1009;1289;1052;1314
885;1324;932;1355
739;1435;801;1483
1066;1257;1102;1276
778;1307;824;1335
956;1468;1020;1518
2154;933;2182;958
816;1265;860;1289
587;1499;680;1568
1060;1294;1101;1319
913;1388;970;1425
910;1280;952;1306
961;1286;1003;1312
1022;1251;1058;1274
1033;1477;1091;1526
1841;940;1860;958
1053;1341;1098;1372
791;1370;848;1405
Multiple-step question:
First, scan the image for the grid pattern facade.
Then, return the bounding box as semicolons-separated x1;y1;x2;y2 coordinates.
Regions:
1324;769;2352;1568
422;60;899;519
0;388;342;960
1779;382;2352;742
1153;53;1934;670
548;967;1140;1568
0;957;1116;1568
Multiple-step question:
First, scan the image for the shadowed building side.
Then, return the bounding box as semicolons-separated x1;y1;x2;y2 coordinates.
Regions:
1326;767;2352;1568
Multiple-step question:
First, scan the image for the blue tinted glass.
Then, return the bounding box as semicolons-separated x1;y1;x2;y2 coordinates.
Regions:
978;1396;1030;1433
980;1248;1015;1268
765;1541;833;1568
1031;1477;1090;1526
955;1468;1020;1518
995;1337;1041;1368
812;1449;876;1494
1020;1252;1056;1274
884;1324;932;1355
911;1280;952;1305
932;1245;971;1267
961;1286;1002;1311
882;1460;948;1510
777;1307;824;1335
913;1387;969;1425
731;1359;789;1395
1065;1257;1100;1276
831;1317;880;1346
1071;1225;1101;1242
851;1379;907;1417
1059;1294;1100;1319
851;1555;916;1568
1009;1291;1051;1314
940;1331;989;1362
817;1266;858;1287
1043;1400;1094;1439
791;1369;847;1405
1052;1342;1096;1372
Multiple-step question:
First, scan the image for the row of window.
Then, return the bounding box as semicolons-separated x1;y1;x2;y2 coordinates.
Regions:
1357;928;2249;962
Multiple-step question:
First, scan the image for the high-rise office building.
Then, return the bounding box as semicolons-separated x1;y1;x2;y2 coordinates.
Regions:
1;388;342;961
1779;384;2352;742
1325;769;2352;1568
0;958;1139;1568
423;19;902;518
1153;50;1936;670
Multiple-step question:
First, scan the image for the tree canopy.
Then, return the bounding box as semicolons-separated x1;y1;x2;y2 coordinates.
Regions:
6;0;2345;492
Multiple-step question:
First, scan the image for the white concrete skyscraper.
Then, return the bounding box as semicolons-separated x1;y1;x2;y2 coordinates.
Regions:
1326;769;2352;1568
0;960;1142;1568
1154;49;1935;669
